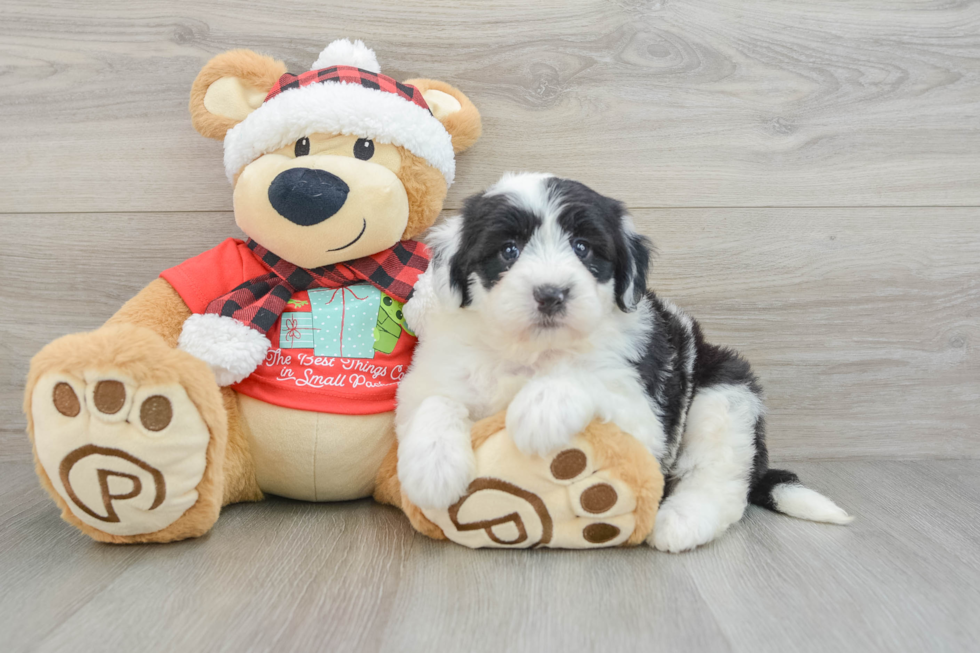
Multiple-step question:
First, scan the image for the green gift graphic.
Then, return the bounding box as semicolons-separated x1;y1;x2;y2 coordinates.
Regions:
309;285;382;359
374;295;413;354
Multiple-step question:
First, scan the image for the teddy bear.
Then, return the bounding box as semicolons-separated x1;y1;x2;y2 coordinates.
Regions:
24;39;663;548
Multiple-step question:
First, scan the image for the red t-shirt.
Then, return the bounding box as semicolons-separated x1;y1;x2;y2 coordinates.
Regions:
161;238;418;415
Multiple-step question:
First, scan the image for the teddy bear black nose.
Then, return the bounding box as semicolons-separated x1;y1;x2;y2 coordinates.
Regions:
268;168;350;226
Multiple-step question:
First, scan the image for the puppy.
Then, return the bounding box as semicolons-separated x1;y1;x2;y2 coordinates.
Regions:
396;172;852;552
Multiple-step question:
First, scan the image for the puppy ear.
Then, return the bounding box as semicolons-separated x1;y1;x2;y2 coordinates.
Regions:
404;79;482;154
423;216;471;307
425;215;463;264
429;215;474;308
614;219;651;312
448;252;473;308
189;50;287;140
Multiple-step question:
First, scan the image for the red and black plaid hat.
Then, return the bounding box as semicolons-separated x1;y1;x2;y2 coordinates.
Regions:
264;66;430;112
223;39;456;185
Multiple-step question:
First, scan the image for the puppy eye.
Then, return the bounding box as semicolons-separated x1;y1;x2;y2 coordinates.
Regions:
500;242;521;261
294;137;310;157
354;138;375;160
571;238;591;259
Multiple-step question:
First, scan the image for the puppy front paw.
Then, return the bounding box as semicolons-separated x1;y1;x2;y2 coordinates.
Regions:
398;432;475;510
506;378;595;457
649;496;723;553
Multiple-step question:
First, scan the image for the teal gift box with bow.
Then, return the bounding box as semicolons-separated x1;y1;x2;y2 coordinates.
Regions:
306;285;382;359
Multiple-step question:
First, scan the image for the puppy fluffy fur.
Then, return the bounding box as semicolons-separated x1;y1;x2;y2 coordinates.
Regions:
396;173;853;552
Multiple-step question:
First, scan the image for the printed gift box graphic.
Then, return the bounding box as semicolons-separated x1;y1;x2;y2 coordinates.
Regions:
279;285;382;359
280;313;317;349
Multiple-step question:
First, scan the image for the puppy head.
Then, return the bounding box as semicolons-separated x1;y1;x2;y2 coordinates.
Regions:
436;173;650;345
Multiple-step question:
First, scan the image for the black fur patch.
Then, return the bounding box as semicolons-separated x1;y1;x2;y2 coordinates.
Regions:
636;299;802;513
449;192;541;306
749;468;802;512
628;294;778;503
546;178;651;311
629;295;694;463
691;321;761;394
623;233;651;309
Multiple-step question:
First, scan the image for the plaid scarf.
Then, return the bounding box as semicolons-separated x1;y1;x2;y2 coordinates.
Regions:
205;239;430;335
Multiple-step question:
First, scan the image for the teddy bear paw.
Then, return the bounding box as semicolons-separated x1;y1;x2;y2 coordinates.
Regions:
30;367;212;537
420;417;663;549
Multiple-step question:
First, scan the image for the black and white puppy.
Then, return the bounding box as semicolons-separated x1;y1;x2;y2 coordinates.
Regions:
396;172;852;552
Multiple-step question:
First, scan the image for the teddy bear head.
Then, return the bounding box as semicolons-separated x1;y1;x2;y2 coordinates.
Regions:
189;39;481;268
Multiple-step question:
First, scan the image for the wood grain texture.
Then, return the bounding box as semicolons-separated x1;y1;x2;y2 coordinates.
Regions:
1;459;978;653
2;208;977;462
1;0;980;212
643;208;980;460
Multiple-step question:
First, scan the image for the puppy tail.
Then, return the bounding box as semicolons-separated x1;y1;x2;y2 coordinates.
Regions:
749;468;854;525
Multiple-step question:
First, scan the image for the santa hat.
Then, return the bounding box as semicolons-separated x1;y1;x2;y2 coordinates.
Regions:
223;39;456;185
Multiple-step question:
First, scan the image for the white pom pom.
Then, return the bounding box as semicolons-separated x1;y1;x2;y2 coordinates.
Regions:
311;39;380;73
178;314;271;386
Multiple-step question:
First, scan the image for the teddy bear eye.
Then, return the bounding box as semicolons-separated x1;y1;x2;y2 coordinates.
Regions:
354;138;375;160
294;137;310;157
383;296;393;306
396;310;404;320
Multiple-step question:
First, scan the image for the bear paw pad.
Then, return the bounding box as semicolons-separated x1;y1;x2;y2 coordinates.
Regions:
32;371;210;536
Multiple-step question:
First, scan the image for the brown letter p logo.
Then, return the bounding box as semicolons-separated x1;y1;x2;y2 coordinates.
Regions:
59;445;166;523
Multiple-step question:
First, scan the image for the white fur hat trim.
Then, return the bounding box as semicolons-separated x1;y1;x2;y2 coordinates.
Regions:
222;39;455;186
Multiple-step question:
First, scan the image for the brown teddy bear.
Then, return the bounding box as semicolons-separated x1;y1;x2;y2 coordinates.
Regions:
24;39;662;547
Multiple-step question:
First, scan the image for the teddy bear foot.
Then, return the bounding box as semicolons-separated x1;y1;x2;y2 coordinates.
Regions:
26;324;227;543
421;414;665;549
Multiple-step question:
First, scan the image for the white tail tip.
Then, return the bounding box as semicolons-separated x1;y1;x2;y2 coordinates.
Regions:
771;484;854;525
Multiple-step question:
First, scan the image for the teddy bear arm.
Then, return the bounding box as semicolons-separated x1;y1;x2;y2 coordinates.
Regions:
103;277;192;347
104;278;264;507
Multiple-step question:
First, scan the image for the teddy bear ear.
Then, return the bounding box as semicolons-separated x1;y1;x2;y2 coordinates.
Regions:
189;50;287;140
404;79;482;154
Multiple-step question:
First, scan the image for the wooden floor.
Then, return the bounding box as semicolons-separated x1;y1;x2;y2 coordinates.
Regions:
2;460;979;653
1;1;978;651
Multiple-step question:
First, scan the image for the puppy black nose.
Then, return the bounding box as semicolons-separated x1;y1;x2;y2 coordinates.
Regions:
533;285;569;316
268;168;350;226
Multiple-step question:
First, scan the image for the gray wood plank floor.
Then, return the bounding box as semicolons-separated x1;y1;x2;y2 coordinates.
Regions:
2;1;978;651
1;459;977;653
